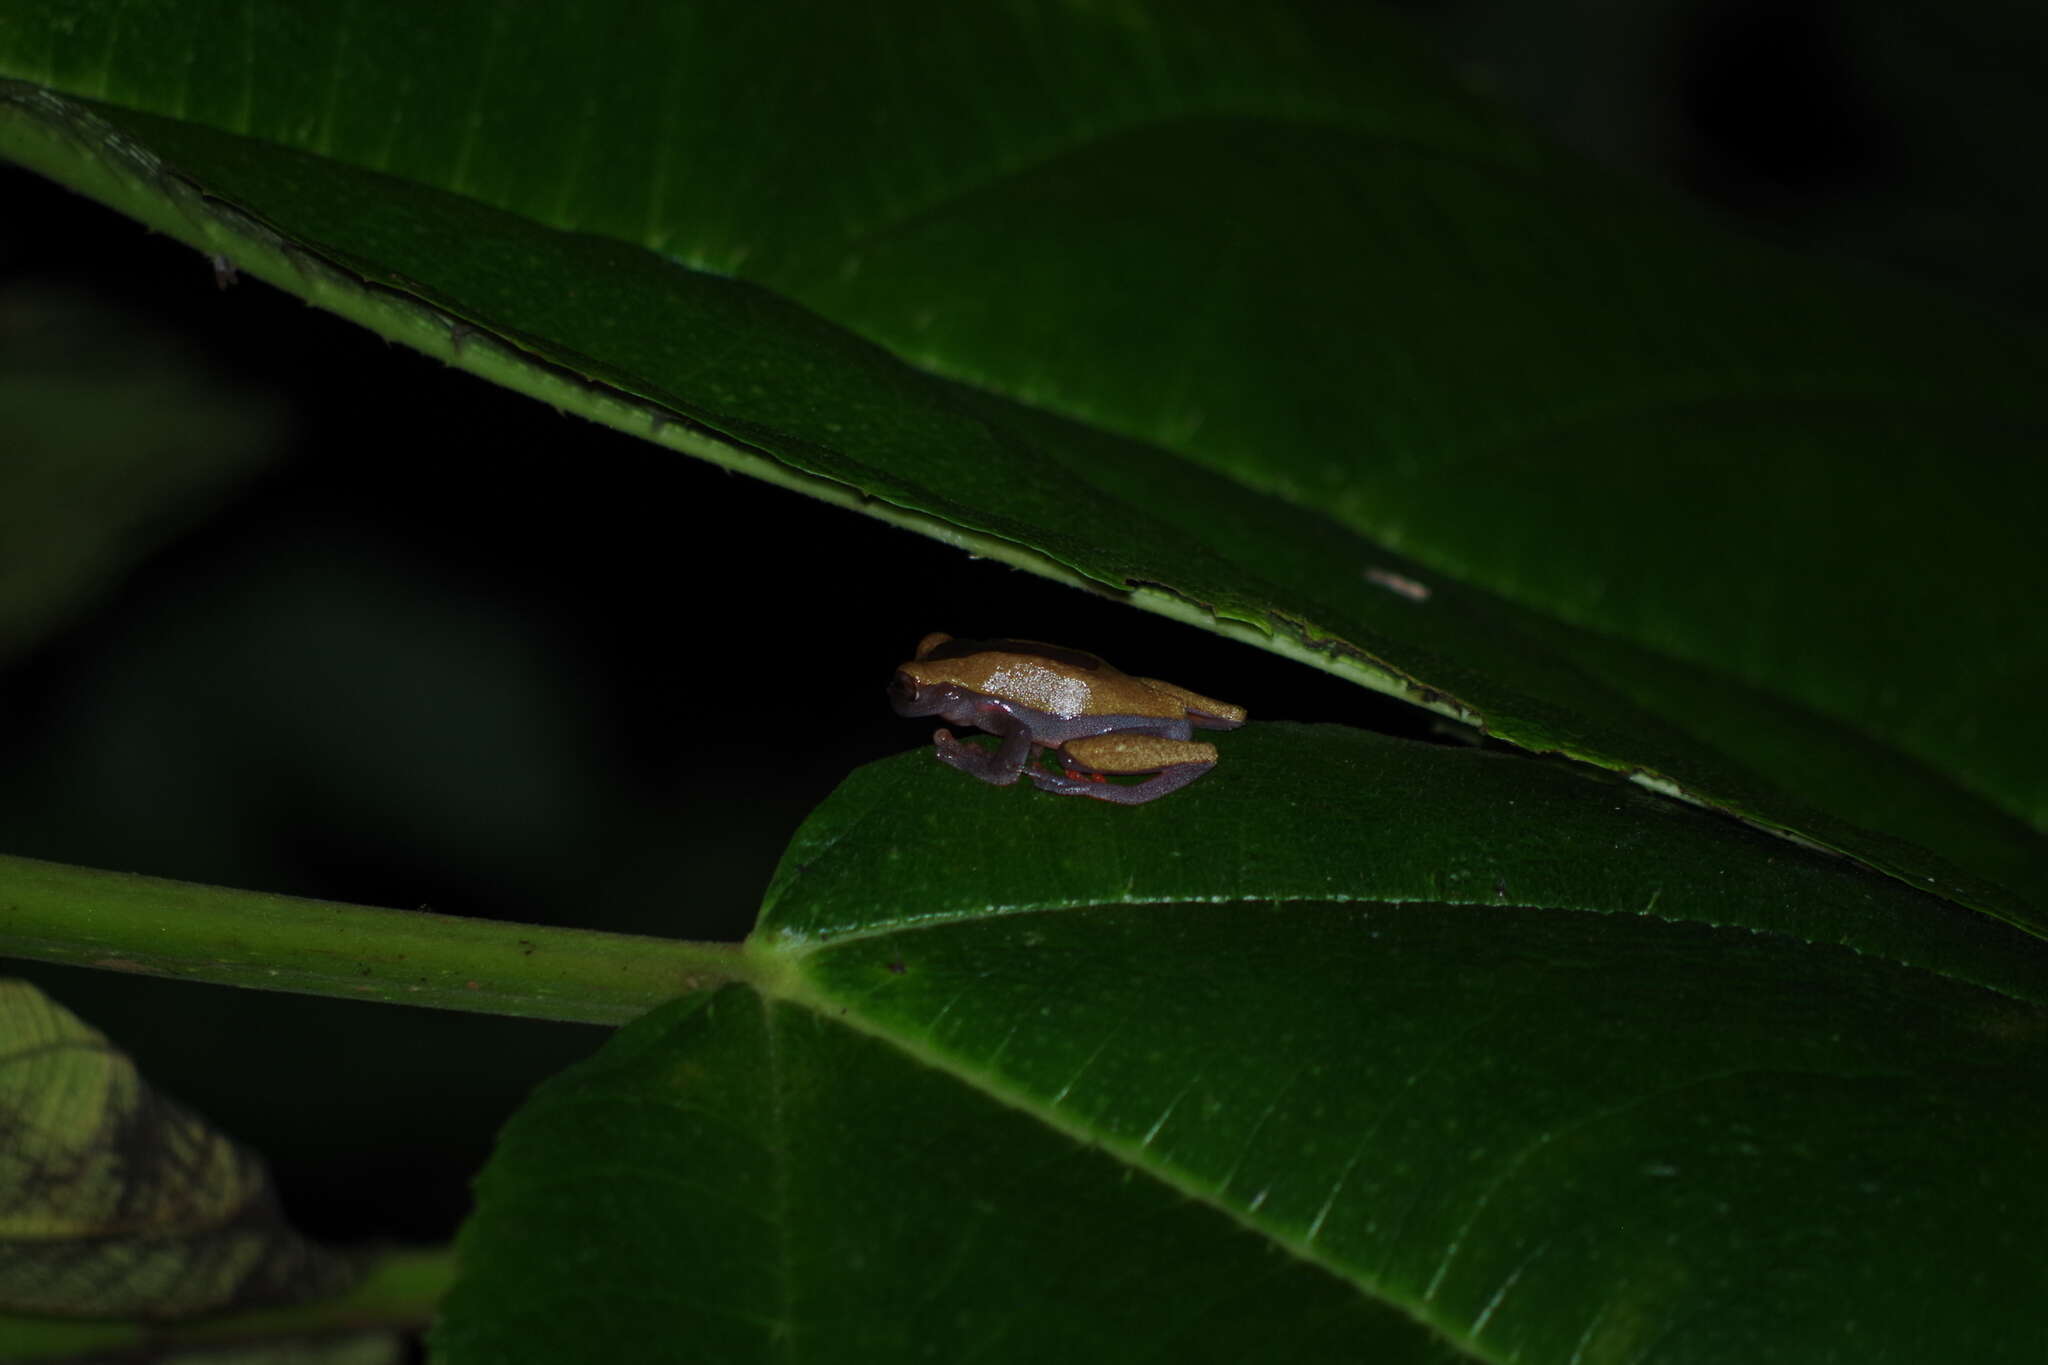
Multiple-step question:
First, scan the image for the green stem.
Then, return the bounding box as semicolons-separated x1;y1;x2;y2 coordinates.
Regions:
0;853;745;1026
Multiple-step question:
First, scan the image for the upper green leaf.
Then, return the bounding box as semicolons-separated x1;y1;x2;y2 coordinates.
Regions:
0;3;2039;922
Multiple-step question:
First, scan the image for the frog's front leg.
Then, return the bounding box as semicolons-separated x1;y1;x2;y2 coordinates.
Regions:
932;711;1035;787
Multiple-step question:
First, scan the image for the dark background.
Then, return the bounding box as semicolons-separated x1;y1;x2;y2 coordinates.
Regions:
2;1;2040;1248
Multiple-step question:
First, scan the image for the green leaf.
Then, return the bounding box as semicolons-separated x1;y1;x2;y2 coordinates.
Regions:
0;3;2039;934
0;980;351;1318
438;730;2048;1362
441;989;1455;1365
764;727;2048;1007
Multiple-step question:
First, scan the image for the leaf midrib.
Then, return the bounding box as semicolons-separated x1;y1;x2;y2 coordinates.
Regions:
760;894;2044;1009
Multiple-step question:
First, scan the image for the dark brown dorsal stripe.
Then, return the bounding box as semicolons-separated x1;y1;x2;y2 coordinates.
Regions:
922;637;1105;671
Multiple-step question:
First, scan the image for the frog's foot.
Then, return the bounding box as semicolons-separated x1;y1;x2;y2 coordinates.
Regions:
933;726;1031;786
1028;761;1215;805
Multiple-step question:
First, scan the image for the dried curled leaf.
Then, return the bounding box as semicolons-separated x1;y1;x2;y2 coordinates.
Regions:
0;981;352;1317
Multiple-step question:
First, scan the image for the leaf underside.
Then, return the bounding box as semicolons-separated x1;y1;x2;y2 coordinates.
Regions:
0;1;2041;936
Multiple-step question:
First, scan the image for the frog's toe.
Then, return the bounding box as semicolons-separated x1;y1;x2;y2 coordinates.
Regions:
1027;768;1097;797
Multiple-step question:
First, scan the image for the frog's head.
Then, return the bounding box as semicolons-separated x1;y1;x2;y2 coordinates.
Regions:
887;666;951;719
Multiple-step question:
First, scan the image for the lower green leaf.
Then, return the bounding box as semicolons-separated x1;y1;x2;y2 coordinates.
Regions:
440;903;2048;1362
435;988;1456;1365
796;904;2047;1361
440;729;2048;1361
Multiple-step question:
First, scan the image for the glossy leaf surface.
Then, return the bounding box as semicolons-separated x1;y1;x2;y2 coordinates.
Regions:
440;729;2048;1363
0;3;2040;934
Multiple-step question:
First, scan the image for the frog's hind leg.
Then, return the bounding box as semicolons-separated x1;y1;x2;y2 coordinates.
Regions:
1029;734;1220;805
1030;761;1215;805
1135;679;1246;729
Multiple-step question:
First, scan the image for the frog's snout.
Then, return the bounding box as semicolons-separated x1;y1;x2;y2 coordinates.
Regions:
887;670;928;717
